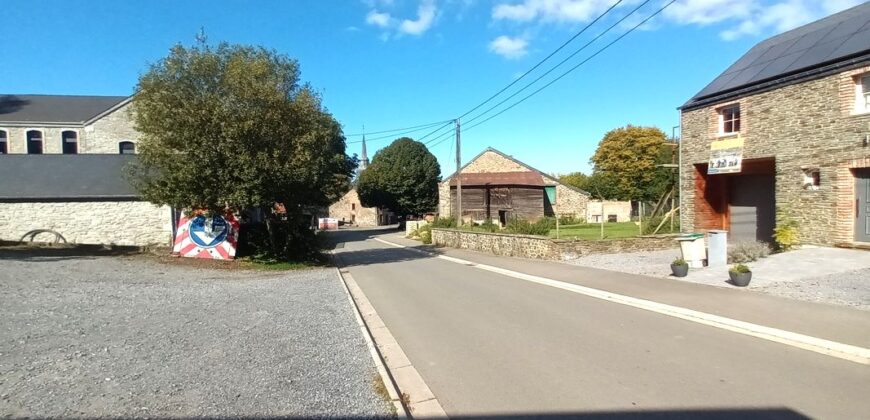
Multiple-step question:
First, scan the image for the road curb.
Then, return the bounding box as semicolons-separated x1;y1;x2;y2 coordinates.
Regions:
332;252;448;418
373;237;870;366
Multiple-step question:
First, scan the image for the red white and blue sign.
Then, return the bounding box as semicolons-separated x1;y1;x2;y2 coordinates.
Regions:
172;213;239;260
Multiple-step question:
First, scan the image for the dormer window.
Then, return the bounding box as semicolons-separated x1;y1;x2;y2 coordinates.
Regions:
719;105;740;135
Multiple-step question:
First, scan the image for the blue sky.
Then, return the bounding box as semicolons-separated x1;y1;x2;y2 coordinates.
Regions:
0;0;863;175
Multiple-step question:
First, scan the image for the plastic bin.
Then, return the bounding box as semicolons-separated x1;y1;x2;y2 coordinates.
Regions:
676;233;706;268
707;230;728;267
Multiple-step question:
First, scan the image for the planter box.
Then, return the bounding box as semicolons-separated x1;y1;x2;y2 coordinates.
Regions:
729;271;752;287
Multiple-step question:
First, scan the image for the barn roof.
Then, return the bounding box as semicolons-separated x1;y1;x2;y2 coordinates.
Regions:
0;94;130;125
449;171;545;187
682;2;870;110
0;155;140;200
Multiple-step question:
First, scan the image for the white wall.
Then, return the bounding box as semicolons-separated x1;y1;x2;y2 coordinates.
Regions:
0;201;172;246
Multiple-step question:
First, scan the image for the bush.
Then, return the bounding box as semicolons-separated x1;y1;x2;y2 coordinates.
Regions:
505;218;551;236
558;215;584;226
672;257;687;266
418;224;432;244
773;209;800;251
728;241;771;263
730;263;751;274
431;217;456;228
477;219;499;232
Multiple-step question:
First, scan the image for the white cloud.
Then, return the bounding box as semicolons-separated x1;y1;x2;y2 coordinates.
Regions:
399;1;438;35
489;35;529;59
493;0;621;23
663;0;864;41
366;10;393;27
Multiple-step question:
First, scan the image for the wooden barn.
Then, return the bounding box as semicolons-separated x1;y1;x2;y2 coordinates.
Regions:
438;148;590;225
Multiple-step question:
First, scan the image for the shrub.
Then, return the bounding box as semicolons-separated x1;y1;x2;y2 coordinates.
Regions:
730;263;751;274
728;241;771;263
505;218;551;236
418;224;432;244
477;219;499;232
672;257;687;266
773;209;800;251
558;215;584;226
431;217;456;228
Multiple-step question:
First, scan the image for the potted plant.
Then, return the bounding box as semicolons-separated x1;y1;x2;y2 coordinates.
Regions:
729;263;752;287
671;258;689;277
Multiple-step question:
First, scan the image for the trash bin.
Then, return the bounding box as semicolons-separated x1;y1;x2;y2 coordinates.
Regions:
707;230;728;267
676;233;705;268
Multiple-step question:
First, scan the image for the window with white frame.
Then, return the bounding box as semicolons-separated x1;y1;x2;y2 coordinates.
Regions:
719;105;740;134
856;75;870;113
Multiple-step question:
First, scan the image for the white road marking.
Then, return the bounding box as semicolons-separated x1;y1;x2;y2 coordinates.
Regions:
373;237;870;365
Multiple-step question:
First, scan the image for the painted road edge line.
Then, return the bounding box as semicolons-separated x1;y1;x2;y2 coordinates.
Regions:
373;237;870;366
333;252;448;418
333;264;407;418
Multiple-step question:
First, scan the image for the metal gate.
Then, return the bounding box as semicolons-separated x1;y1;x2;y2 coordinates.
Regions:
728;175;775;243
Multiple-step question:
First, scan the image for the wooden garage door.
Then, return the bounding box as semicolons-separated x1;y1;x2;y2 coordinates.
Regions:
729;175;775;243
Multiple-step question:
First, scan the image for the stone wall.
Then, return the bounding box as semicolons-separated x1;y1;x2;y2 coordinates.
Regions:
431;228;677;260
0;201;173;246
0;102;137;154
461;150;528;173
681;64;870;246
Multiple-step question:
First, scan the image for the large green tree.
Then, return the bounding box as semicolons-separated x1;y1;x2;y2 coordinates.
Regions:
357;138;441;216
128;42;355;257
589;125;669;201
557;172;590;191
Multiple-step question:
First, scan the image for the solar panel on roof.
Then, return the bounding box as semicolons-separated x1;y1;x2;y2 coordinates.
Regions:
684;2;870;108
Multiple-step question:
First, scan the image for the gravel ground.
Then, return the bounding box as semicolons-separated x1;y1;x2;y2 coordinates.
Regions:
567;248;870;311
0;250;393;419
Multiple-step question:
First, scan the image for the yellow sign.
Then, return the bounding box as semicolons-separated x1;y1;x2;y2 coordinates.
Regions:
709;137;744;175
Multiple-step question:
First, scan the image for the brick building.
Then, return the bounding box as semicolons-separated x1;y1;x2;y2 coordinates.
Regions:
328;136;394;227
439;147;590;224
679;3;870;246
0;94;173;246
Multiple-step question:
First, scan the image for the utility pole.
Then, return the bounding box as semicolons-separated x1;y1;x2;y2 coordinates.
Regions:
455;118;462;226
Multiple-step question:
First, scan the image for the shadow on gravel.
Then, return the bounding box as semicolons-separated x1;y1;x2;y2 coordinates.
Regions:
0;245;145;262
9;407;809;419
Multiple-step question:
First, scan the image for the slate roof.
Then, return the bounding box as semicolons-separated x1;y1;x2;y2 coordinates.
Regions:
0;94;129;125
449;171;545;187
683;2;870;110
0;155;140;200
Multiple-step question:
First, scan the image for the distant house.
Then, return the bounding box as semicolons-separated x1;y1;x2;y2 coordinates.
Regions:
438;147;590;225
586;200;632;223
328;136;395;226
0;94;171;246
679;3;870;246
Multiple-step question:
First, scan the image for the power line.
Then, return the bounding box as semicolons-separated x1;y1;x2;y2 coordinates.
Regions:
462;0;653;127
420;121;456;144
457;0;626;120
347;120;454;144
345;119;452;137
464;0;676;133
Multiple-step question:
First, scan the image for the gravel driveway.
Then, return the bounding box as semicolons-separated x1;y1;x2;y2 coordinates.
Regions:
0;250;393;418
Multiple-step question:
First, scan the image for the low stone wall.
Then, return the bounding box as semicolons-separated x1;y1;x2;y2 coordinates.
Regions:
431;228;678;260
0;201;173;246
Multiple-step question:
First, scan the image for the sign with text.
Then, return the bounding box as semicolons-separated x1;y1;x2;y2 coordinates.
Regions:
708;137;744;175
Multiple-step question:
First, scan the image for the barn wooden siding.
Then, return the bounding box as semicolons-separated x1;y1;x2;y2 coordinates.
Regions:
450;186;547;221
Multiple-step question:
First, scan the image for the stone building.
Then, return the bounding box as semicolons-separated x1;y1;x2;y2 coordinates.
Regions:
328;136;394;226
439;147;590;224
0;94;173;246
679;3;870;246
586;200;632;223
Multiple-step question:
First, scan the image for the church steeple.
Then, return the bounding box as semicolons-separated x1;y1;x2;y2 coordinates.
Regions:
359;132;369;172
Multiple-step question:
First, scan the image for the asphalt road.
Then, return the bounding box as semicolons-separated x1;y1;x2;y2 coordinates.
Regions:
332;228;870;419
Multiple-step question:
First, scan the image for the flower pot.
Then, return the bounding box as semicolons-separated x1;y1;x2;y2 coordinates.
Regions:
729;271;752;287
671;263;689;277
